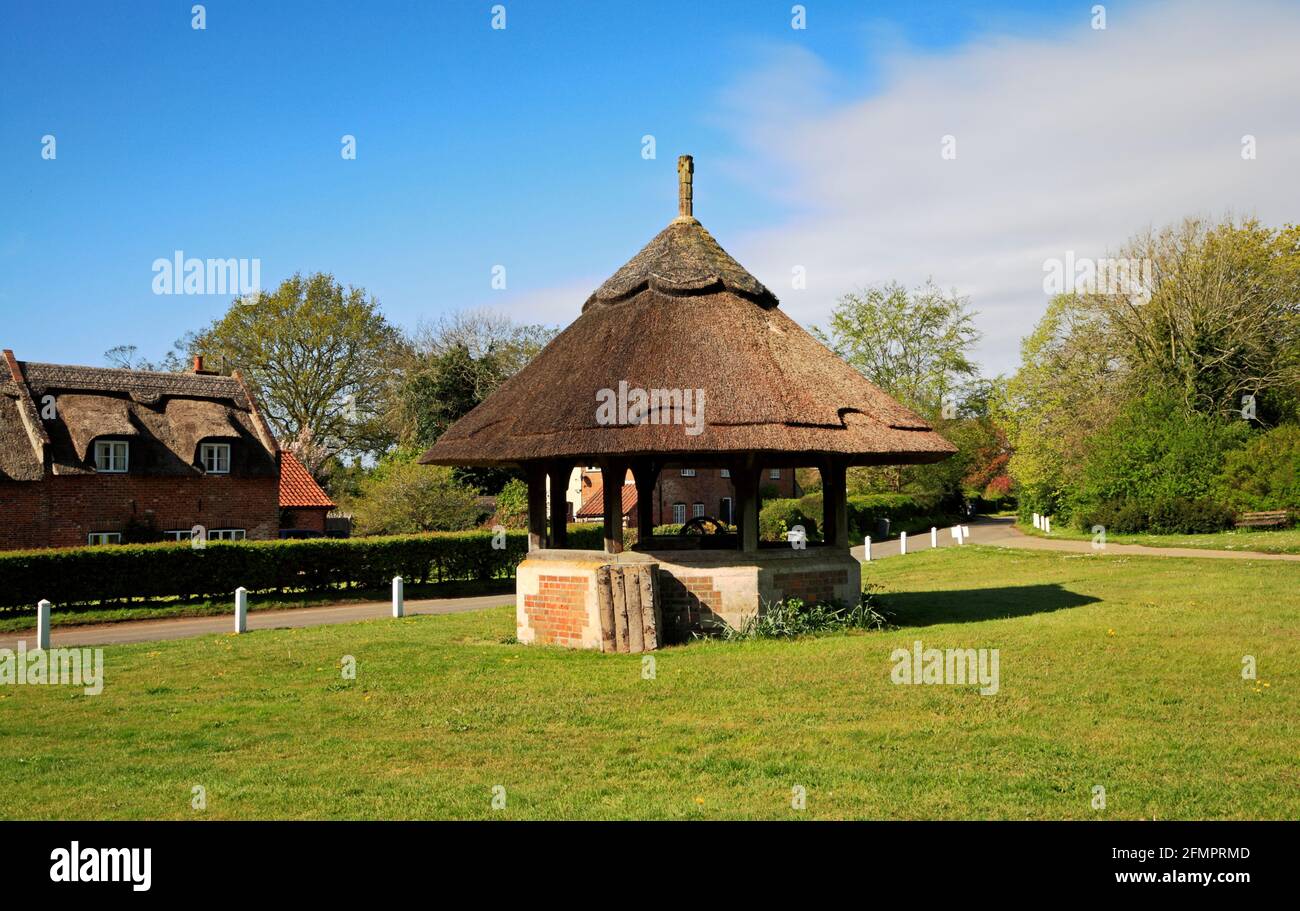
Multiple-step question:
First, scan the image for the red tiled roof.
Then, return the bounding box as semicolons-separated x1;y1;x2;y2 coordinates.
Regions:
575;477;637;519
279;450;335;509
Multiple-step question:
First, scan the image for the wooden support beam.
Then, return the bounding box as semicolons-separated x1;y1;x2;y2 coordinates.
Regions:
546;461;572;548
631;459;660;545
600;458;629;554
526;463;548;552
822;459;848;549
732;464;760;552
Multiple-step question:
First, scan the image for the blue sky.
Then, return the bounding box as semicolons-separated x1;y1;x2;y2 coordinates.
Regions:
3;0;1295;376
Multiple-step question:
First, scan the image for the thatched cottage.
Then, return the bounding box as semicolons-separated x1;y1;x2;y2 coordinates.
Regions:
0;350;333;549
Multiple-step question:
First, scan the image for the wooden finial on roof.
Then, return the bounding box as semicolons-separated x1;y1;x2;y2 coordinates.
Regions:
677;155;694;219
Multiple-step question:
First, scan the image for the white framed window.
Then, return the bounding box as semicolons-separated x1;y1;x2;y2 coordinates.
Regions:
201;442;231;474
87;532;122;546
720;497;733;523
769;468;781;480
93;440;128;473
209;529;246;541
164;530;195;541
680;468;696;477
692;502;705;518
720;469;730;478
672;503;686;525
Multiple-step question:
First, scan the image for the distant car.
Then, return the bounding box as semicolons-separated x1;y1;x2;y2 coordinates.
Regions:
278;529;325;539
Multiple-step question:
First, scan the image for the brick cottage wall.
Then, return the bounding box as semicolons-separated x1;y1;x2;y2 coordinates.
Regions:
0;475;279;550
281;507;328;533
646;468;800;525
522;574;591;648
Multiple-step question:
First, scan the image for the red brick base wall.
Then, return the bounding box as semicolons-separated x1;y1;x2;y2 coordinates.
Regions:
658;573;724;640
0;476;279;550
522;574;590;647
772;569;850;606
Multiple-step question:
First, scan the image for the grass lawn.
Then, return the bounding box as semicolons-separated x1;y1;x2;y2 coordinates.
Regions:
0;578;515;635
1019;520;1300;554
1;546;1294;820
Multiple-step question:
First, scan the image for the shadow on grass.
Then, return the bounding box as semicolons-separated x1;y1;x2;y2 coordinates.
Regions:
881;583;1101;627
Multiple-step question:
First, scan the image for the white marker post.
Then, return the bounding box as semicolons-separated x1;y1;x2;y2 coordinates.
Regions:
235;586;248;634
37;600;51;651
392;575;404;618
1044;516;1051;534
1033;513;1040;529
930;526;938;548
864;536;872;561
899;531;907;555
962;525;971;542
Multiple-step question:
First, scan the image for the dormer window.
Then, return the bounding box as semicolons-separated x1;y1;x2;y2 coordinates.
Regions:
201;442;231;474
94;440;129;473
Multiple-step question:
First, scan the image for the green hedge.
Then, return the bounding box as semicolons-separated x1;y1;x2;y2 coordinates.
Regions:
0;524;607;610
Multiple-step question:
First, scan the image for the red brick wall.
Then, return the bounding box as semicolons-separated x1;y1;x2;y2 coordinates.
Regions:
772;569;850;605
522;574;590;647
281;507;328;533
658;573;723;640
0;475;279;550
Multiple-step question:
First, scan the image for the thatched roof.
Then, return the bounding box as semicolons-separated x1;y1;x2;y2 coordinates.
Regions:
421;157;956;469
0;351;279;479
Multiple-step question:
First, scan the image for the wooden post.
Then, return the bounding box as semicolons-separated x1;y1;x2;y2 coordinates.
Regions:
631;460;660;545
36;600;51;650
733;465;760;552
392;576;404;618
547;461;572;549
234;587;248;633
822;460;848;549
601;458;628;554
526;463;547;553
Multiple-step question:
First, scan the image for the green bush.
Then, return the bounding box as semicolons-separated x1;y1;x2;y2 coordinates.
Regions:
0;523;608;611
759;499;819;542
1083;497;1235;535
1217;424;1300;512
1069;392;1251;524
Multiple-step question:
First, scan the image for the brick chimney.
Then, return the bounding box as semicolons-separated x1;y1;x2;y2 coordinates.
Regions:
192;355;217;375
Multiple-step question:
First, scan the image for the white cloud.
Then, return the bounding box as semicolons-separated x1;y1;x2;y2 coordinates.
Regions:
716;0;1300;375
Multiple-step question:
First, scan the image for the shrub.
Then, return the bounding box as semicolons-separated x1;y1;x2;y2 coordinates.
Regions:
759;499;819;542
721;588;888;640
1069;392;1251;523
0;524;608;611
1217;424;1300;512
1084;497;1235;535
350;462;482;536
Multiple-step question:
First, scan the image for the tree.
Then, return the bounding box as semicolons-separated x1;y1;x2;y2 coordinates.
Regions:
348;457;483;536
389;309;555;493
814;280;981;416
1096;218;1300;420
103;342;190;373
191;273;403;470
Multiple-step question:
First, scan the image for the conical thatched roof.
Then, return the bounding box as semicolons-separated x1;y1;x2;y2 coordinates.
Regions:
421;158;956;468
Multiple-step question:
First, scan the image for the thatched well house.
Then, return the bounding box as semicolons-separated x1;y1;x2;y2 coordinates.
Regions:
421;156;955;651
